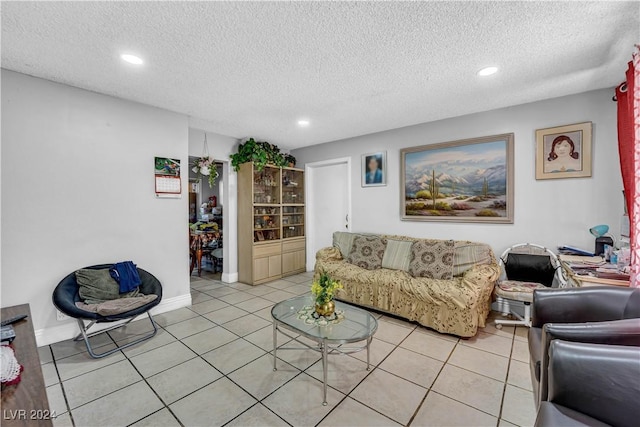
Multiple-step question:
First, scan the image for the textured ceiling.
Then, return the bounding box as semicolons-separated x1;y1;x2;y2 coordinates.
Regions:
2;1;639;149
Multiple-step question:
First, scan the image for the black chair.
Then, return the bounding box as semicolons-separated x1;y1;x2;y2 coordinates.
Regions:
535;340;640;427
52;264;163;358
529;286;640;404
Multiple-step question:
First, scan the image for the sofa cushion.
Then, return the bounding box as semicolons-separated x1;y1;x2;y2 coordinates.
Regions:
333;231;358;259
453;242;493;276
409;239;455;280
346;235;387;270
382;239;413;271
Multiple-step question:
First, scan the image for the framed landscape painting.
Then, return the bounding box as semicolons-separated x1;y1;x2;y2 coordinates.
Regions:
401;133;514;223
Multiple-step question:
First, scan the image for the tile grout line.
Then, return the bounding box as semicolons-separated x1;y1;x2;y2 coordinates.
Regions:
47;344;77;427
221;402;293;427
164;284;309;425
405;330;459;427
45;274;535;426
123;363;184;426
210;276;532;426
497;331;518;424
330;321;435;426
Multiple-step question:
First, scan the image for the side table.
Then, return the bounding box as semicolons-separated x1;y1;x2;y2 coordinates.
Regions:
560;261;630;288
1;304;52;426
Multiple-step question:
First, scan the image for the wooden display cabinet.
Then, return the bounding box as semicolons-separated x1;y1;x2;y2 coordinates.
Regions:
238;163;306;285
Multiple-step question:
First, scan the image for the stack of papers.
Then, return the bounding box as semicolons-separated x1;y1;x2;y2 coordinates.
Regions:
558;245;595;256
558;254;605;265
558;254;605;272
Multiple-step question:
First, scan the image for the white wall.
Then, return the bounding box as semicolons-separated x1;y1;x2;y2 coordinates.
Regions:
1;70;191;344
292;88;623;256
188;128;239;283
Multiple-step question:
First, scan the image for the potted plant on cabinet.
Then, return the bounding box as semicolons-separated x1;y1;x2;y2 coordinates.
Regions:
231;138;293;171
284;153;297;168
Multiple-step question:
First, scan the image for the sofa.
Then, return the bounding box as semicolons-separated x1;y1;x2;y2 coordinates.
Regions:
528;286;640;404
535;340;640;427
314;232;500;337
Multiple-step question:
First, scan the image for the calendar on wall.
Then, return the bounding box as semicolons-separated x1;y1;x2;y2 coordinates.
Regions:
154;157;182;198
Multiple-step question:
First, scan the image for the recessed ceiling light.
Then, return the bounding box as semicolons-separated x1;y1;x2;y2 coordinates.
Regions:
120;53;144;65
477;66;498;76
297;120;310;127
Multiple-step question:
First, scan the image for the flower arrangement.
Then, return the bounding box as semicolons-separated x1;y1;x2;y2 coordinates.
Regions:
311;271;343;306
192;156;219;188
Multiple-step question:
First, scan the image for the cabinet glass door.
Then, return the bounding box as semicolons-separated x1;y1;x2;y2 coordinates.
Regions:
254;206;281;242
254;166;280;204
282;206;304;239
281;169;304;204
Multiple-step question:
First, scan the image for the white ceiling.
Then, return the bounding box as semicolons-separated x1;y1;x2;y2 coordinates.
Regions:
2;1;638;149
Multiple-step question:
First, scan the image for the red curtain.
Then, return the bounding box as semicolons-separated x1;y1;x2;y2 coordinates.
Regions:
616;45;640;288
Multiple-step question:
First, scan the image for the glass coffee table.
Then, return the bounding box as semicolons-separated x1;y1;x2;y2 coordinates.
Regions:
271;295;378;405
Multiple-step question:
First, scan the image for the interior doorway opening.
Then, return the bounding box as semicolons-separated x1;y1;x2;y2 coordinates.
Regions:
189;157;224;280
306;157;352;271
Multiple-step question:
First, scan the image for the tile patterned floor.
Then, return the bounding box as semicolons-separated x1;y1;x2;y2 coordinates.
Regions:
38;272;536;426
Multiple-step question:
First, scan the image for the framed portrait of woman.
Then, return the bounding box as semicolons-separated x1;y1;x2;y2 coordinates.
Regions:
535;122;592;180
362;151;387;187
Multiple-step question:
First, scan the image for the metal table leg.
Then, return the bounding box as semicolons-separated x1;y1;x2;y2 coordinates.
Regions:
273;321;277;371
322;338;328;406
366;336;372;370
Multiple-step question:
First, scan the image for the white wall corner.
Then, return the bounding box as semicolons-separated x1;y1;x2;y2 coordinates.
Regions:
34;293;192;347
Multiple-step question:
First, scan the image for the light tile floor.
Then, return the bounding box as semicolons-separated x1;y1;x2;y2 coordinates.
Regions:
39;271;536;426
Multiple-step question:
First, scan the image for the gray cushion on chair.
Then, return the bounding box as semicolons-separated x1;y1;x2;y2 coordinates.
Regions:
76;294;158;316
76;268;139;304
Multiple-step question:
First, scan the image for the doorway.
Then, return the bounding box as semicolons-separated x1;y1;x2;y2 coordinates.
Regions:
189;158;224;280
305;157;352;271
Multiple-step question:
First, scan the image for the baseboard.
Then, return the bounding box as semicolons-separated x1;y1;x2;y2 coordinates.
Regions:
34;293;192;347
222;272;238;283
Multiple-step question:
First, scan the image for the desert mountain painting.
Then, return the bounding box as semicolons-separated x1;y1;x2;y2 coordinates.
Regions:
402;136;513;222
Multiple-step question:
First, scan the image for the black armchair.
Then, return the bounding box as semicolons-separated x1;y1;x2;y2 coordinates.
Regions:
529;286;640;404
535;340;640;427
52;264;163;358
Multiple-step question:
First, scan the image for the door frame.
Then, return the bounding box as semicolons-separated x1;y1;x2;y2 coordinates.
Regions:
188;157;237;283
305;157;352;272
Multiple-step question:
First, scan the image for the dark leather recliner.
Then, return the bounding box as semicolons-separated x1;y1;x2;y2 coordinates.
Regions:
529;286;640;404
535;340;640;427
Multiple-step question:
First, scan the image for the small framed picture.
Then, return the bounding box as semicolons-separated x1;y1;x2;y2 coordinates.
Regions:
536;122;592;180
362;151;387;187
256;231;265;241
